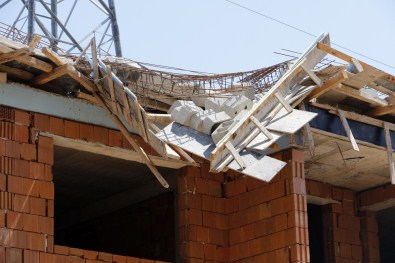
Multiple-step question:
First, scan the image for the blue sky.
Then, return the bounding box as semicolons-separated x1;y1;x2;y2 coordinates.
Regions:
2;0;395;74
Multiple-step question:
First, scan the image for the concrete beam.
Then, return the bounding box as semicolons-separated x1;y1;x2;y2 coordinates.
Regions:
0;82;134;132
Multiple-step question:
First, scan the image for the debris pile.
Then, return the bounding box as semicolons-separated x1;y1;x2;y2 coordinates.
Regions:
168;93;257;144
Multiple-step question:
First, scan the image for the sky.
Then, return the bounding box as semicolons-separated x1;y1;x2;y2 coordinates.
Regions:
1;0;395;75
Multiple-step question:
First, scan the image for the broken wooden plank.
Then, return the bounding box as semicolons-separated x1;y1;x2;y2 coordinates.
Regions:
91;82;170;188
334;84;388;107
249;116;273;140
307;72;346;99
351;57;364;73
32;63;70;85
28;35;42;49
274;92;293;113
42;47;66;66
0;64;33;80
384;122;395;184
301;64;323;87
338;109;359;151
0;47;29;64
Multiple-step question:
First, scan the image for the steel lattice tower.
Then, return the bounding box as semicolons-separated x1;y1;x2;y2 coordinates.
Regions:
0;0;122;56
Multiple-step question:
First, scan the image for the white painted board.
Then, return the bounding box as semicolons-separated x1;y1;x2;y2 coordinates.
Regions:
246;131;282;152
157;122;286;182
266;108;317;134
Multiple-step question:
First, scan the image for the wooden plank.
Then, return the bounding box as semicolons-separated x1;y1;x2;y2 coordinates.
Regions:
45;132;189;169
227;154;286;182
146;113;171;126
225;141;246;169
106;65;117;112
367;105;395;117
75;92;98;104
334;84;388;107
42;47;66;66
0;41;52;72
312;101;395;131
0;47;29;64
266;108;317;134
317;42;369;68
246;131;282;152
91;38;100;85
0;64;33;80
66;65;95;92
91;82;170;188
299;103;315;156
342;67;386;90
317;43;395;94
249;116;273;139
32;63;70;85
351;57;364;73
157;122;286;182
383;123;395;184
338;109;359;151
274;93;293;113
167;144;198;167
301;64;323;86
148;122;161;133
307;72;346;99
28;35;42;49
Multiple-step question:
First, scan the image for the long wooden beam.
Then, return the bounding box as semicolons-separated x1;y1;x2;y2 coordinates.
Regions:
32;64;70;85
307;71;346;99
366;105;395;117
0;44;53;72
0;64;33;80
42;47;66;66
0;47;29;64
334;84;388;107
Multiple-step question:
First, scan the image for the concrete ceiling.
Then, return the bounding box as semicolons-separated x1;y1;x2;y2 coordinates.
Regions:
305;131;390;191
53;146;178;229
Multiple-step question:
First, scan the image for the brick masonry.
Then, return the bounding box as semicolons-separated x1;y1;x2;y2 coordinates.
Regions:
0;106;170;263
0;105;386;263
306;179;380;263
178;149;308;263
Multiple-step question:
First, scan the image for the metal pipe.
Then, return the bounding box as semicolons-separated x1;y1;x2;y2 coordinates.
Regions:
27;0;35;38
51;0;58;49
108;0;122;57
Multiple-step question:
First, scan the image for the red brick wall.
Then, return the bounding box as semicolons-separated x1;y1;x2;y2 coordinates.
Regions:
360;211;379;263
178;149;309;263
306;180;367;263
0;106;170;263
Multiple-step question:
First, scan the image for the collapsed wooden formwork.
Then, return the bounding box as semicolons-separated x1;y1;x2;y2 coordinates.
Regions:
1;31;395;188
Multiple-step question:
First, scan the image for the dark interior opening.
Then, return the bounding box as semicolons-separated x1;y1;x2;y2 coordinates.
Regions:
377;205;395;262
53;146;177;262
307;203;325;263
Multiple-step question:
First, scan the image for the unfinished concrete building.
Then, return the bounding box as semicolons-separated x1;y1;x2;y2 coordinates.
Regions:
0;18;395;263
